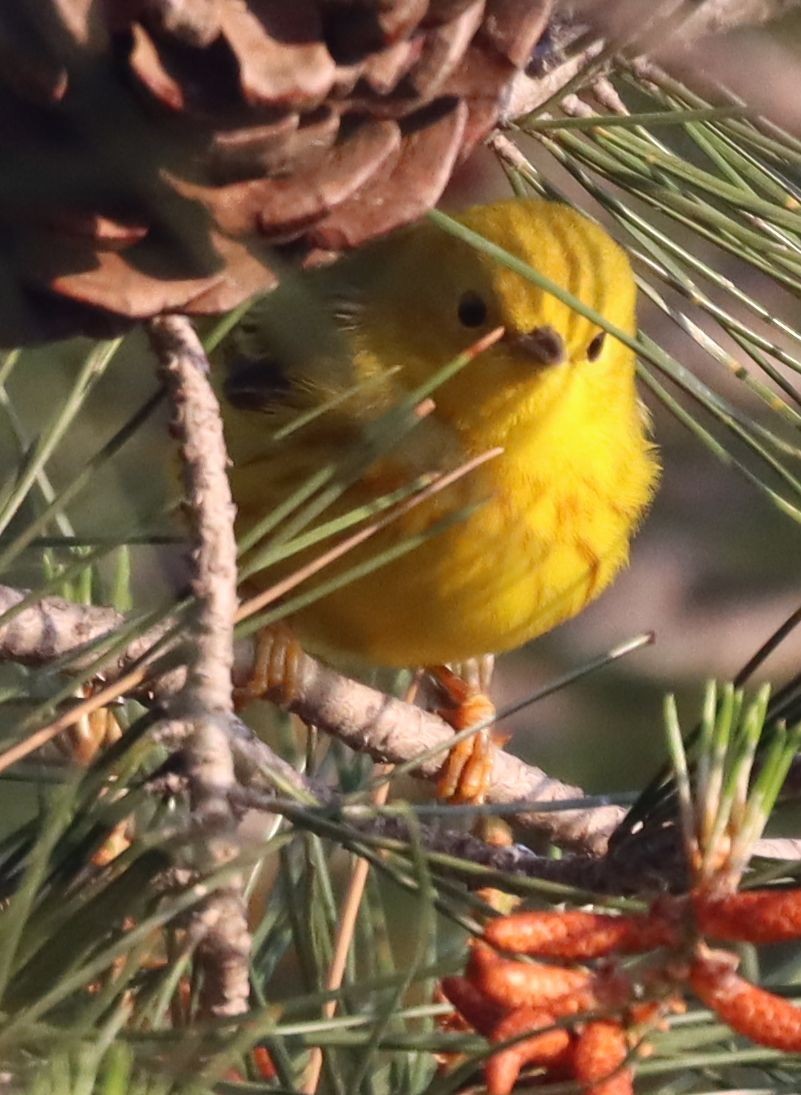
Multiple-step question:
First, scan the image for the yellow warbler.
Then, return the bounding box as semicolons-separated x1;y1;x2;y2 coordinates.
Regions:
219;199;658;669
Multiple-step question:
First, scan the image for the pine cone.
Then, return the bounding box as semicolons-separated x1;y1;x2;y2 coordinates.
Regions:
0;0;551;344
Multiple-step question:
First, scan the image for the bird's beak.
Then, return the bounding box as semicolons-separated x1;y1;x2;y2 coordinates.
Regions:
505;324;566;368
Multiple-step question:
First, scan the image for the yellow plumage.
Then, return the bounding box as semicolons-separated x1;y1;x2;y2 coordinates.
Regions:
219;199;659;668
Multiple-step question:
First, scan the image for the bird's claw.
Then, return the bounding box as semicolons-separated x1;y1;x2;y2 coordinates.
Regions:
234;624;303;710
431;665;499;805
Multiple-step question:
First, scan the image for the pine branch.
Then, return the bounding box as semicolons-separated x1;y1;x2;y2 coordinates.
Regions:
0;580;623;853
147;316;250;1020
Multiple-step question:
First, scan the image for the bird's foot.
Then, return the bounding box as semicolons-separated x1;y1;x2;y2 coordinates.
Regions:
234;623;303;710
431;664;502;805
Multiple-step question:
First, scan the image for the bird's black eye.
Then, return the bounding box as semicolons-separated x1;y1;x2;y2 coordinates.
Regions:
457;290;488;328
587;331;606;361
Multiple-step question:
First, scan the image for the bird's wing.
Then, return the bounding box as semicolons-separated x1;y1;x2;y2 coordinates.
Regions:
225;267;387;415
219;264;470;537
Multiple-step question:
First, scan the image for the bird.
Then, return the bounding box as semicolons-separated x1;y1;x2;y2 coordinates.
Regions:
217;197;659;800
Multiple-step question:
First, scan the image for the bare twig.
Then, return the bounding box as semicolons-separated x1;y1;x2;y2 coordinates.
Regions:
0;584;138;667
241;643;623;854
228;716;691;892
148;315;250;1019
0;581;623;853
232;784;630;893
504;41;607;122
215;719;600;888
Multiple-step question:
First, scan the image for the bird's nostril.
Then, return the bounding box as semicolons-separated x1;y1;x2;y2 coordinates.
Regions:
510;324;566;366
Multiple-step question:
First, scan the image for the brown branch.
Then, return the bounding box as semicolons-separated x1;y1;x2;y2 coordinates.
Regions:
228;718;689;893
0;580;623;854
228;714;693;894
503;41;607;122
0;580;689;885
148;315;250;1020
223;720;615;889
144;720;682;895
231;785;623;894
0;584;132;667
245;645;623;855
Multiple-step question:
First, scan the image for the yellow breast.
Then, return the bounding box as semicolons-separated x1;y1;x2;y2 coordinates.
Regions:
285;363;657;667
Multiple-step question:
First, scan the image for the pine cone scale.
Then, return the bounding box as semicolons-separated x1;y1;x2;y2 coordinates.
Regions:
0;0;552;343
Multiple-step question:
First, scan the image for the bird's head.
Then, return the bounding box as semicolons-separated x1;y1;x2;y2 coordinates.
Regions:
353;198;639;444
